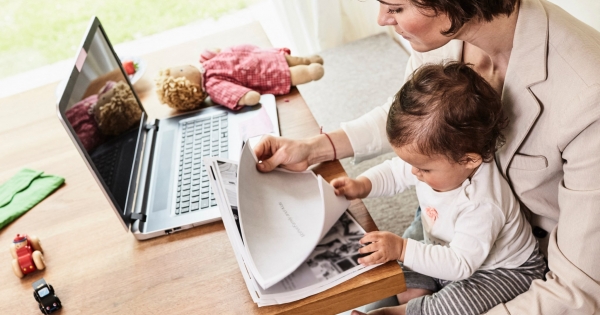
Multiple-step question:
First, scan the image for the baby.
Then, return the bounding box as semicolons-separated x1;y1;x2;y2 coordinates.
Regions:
332;62;545;315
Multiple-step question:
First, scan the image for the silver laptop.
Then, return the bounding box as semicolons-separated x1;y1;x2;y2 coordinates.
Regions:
57;17;279;240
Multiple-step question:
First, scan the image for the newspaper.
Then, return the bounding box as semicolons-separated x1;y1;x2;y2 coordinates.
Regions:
204;144;379;306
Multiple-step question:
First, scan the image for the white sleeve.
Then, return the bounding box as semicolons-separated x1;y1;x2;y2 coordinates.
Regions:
403;202;505;281
359;157;417;198
340;97;392;164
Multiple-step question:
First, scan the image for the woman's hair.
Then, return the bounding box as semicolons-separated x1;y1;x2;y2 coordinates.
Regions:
409;0;519;35
386;61;507;163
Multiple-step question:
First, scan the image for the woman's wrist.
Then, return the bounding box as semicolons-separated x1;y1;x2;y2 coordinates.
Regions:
306;129;354;165
306;135;334;165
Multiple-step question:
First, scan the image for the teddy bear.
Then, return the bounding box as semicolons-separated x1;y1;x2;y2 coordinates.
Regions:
92;80;142;136
65;79;142;152
155;44;324;111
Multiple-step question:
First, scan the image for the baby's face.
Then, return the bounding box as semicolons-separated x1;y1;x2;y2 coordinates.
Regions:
393;145;480;192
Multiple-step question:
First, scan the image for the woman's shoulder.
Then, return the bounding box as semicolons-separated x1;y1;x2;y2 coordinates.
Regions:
543;1;600;84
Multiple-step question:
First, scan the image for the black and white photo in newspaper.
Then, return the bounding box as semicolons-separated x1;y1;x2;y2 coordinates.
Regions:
208;156;380;305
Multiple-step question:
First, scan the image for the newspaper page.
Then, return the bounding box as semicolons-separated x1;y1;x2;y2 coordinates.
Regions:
236;144;350;289
205;157;379;306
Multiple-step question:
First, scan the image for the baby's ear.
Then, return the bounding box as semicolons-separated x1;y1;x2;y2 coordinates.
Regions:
460;153;483;169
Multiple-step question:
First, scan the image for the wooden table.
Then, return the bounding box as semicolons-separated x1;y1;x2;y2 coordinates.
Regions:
0;21;404;314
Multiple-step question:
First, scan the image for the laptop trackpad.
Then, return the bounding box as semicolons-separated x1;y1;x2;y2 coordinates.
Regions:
152;130;175;212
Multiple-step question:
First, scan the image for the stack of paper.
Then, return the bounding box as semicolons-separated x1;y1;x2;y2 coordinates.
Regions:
204;144;379;306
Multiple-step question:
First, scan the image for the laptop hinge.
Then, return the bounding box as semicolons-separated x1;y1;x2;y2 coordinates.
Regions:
130;212;147;222
145;120;159;131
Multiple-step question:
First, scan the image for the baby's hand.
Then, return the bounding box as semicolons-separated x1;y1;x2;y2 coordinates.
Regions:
357;231;405;266
330;176;371;200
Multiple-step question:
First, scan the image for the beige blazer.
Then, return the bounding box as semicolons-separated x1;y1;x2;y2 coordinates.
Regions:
404;0;600;313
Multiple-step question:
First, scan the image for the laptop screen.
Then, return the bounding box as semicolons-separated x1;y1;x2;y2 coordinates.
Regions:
57;17;146;224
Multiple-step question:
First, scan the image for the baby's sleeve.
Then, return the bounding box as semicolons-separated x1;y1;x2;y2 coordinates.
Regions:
403;202;505;281
359;157;416;198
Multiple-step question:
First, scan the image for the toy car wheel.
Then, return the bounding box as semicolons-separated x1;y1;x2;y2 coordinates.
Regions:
33;290;40;302
38;304;45;314
29;236;43;253
12;259;24;278
32;251;45;270
9;243;18;259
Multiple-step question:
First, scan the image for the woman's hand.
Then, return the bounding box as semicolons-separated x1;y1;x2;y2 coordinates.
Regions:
254;130;355;172
357;231;406;266
331;176;372;200
254;135;312;172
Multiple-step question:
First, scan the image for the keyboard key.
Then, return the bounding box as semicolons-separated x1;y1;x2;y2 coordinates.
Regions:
201;198;209;208
176;114;228;215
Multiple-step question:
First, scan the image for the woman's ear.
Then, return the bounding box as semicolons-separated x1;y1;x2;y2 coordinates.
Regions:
460;153;483;169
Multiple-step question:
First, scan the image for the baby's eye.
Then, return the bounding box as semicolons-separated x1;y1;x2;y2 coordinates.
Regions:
387;8;403;14
420;169;430;173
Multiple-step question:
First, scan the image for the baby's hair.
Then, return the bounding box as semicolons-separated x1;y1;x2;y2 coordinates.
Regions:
386;61;508;164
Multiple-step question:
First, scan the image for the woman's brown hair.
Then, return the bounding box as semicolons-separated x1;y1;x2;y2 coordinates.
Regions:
386;61;507;163
409;0;519;35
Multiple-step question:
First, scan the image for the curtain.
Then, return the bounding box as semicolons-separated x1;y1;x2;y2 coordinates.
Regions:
269;0;389;55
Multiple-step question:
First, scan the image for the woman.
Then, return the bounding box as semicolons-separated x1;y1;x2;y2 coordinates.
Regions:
254;0;600;314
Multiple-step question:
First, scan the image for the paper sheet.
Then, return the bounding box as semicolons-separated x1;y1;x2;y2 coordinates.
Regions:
205;156;380;305
237;144;351;289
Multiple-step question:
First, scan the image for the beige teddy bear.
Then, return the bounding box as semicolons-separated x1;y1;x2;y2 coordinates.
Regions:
92;80;142;136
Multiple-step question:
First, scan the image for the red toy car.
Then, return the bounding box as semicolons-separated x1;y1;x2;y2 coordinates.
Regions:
10;234;45;278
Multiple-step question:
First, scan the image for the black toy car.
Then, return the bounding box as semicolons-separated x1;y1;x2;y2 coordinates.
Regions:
32;278;62;314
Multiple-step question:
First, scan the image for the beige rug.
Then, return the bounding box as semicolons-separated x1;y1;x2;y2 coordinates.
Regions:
297;33;419;236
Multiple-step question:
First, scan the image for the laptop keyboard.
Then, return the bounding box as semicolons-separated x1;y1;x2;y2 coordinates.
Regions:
92;143;120;188
175;113;228;215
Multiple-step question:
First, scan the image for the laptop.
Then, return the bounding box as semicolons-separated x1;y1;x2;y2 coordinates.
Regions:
57;16;280;240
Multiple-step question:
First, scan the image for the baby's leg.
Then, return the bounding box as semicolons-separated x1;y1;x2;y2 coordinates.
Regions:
397;288;433;304
351;304;407;315
406;249;545;315
356;270;436;315
358;289;431;315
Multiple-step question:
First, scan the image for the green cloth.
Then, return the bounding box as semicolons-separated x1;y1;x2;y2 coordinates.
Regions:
0;169;64;230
